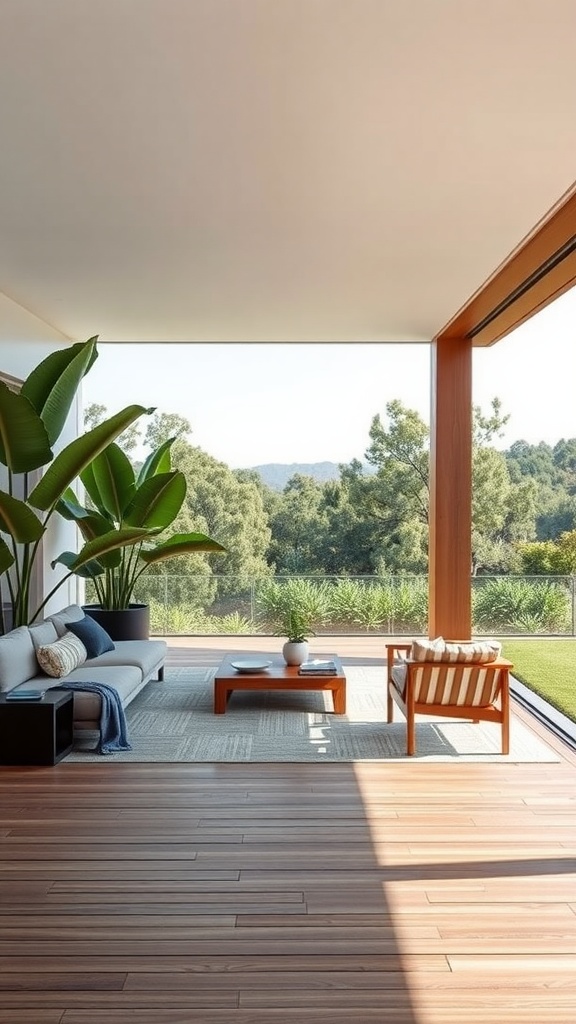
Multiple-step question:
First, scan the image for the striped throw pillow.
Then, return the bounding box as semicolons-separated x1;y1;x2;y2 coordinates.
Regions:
410;637;501;664
410;637;446;662
36;632;87;678
441;639;501;664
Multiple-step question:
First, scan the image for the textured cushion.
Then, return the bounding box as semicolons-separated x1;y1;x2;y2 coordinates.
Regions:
442;639;501;663
410;637;446;662
67;616;115;658
29;620;59;650
0;626;38;692
410;637;501;664
36;633;88;678
46;604;85;638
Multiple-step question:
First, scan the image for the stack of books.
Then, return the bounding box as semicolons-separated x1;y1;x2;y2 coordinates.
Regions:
6;689;46;701
298;659;337;676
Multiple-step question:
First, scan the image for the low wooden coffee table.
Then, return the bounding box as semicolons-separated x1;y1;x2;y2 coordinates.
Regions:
214;654;346;715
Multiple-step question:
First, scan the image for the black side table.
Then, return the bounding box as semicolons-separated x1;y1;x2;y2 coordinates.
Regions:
0;690;74;765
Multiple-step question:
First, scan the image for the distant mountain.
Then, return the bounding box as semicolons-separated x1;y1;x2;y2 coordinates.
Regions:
249;462;342;491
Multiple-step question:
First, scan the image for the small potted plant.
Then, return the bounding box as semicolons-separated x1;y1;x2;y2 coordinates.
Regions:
281;607;313;666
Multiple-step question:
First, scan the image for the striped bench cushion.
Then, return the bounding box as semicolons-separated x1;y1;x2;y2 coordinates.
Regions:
411;637;501;664
391;662;502;707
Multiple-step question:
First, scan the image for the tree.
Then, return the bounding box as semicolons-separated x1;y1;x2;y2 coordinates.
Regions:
471;447;537;574
553;439;576;493
505;437;576;541
473;396;509;446
84;403;107;431
518;530;576;575
144;412;192;450
266;474;329;574
169;442;272;589
359;401;432;573
353;397;537;576
323;461;424;575
84;402;141;454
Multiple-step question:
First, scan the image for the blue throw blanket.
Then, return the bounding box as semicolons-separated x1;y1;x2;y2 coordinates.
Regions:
52;681;132;755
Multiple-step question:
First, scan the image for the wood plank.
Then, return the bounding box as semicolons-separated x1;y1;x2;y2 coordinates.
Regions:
0;637;574;1022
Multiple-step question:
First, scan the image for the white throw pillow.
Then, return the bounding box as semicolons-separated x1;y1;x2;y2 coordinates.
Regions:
29;620;59;650
36;632;88;678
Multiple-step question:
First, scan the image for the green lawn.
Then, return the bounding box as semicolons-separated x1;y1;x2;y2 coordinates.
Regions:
501;640;576;721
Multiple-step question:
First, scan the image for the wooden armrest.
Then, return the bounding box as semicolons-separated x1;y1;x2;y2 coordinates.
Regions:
385;642;412;673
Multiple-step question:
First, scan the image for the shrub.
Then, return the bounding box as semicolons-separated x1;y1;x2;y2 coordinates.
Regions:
327;579;394;631
148;599;253;635
390;578;428;633
255;577;331;635
472;577;570;634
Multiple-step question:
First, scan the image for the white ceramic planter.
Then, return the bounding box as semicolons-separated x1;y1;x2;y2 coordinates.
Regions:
282;640;309;666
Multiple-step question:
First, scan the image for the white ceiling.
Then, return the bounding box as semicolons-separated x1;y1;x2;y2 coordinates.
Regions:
1;0;575;344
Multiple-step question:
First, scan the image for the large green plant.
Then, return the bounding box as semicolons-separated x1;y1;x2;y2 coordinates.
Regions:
0;337;153;629
53;437;226;610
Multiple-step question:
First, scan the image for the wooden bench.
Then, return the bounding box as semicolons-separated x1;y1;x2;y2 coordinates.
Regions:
386;642;512;756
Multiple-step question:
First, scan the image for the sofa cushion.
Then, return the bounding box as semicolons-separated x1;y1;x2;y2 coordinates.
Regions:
63;664;144;722
85;639;166;677
67;616;115;658
29;620;59;650
47;604;85;637
0;626;38;692
36;633;88;678
10;664;145;719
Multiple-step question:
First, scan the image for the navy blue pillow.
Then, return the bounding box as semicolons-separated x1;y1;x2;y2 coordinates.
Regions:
67;616;115;658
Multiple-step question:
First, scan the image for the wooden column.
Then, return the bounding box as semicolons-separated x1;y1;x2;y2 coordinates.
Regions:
428;337;472;639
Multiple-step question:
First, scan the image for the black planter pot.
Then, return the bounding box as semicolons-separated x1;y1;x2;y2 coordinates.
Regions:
82;603;150;641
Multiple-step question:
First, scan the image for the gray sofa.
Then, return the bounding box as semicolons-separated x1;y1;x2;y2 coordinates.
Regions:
0;604;166;732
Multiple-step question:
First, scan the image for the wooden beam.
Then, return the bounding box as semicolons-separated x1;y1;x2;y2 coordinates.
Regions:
437;182;576;347
429;337;472;639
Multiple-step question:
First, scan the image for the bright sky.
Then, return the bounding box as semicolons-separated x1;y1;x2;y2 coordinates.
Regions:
83;288;576;469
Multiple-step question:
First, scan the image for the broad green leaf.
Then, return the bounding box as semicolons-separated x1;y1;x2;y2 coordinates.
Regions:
139;532;226;564
91;547;123;570
28;405;154;511
21;337;98;446
137;437;174;484
79;461;110;518
0;490;45;542
65;528;150;571
55;491;94;522
51;550;105;578
75;512;114;543
0;383;52;472
54;502;122;563
88;443;136;521
0;537;15;574
124;472;186;530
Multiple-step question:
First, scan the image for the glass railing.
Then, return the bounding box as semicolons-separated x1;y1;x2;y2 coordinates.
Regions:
84;574;576;637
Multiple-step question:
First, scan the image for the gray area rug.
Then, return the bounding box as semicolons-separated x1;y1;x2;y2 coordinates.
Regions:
66;666;561;763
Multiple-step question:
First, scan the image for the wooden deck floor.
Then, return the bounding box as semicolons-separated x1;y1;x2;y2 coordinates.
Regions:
0;637;575;1023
